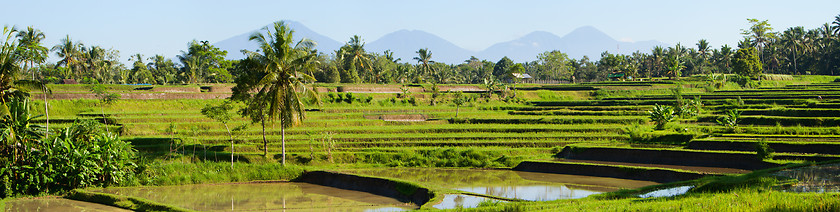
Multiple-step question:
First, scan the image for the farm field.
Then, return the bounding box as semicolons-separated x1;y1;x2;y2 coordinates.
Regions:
2;76;837;211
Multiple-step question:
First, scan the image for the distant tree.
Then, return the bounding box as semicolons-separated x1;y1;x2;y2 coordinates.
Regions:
451;91;467;118
413;48;435;82
493;57;513;81
536;50;572;80
15;26;48;80
339;35;371;83
696;39;711;75
51;35;83;79
177;40;232;83
732;47;762;78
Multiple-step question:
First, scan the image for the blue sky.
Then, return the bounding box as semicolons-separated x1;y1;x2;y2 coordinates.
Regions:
3;0;839;63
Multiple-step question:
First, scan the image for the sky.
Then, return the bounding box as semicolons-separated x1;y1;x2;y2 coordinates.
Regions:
3;0;839;64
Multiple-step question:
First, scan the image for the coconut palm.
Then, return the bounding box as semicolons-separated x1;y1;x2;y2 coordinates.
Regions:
244;21;319;165
340;35;371;83
833;14;840;35
1;26;20;91
781;27;805;74
413;48;435;82
696;39;710;74
52;35;83;79
15;27;48;80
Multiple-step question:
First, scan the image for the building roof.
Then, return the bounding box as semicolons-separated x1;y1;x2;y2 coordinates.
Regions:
511;73;533;79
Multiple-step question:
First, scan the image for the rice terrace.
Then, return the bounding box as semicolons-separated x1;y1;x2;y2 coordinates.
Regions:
3;1;840;211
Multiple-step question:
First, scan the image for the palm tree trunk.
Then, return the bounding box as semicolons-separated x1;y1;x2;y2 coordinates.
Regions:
225;123;233;168
261;117;267;157
281;119;286;166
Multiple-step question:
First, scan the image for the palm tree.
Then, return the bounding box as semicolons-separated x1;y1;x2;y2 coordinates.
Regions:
833;14;840;35
1;26;20;91
15;27;48;80
696;39;710;74
781;27;804;74
244;21;319;165
52;35;83;79
340;35;371;83
413;48;435;82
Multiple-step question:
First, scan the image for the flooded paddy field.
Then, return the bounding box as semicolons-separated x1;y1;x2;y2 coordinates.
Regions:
776;163;840;192
4;197;131;212
342;167;657;202
90;182;415;211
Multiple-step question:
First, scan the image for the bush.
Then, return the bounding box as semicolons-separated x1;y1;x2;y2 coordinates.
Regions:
755;139;774;160
2;120;137;197
648;104;676;130
716;109;741;130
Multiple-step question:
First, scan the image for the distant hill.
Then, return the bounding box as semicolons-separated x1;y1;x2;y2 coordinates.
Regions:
367;30;474;64
214;20;342;60
215;22;669;64
477;26;670;62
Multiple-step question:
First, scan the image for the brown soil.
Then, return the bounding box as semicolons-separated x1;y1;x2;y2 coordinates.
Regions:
151;87;200;93
35;93;230;100
363;114;428;121
559;159;751;174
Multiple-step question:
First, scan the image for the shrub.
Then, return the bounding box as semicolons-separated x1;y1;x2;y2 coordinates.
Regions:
755;139;774;160
717;109;742;130
648;104;676;130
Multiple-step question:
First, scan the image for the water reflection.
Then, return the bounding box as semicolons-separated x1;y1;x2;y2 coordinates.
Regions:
638;186;693;198
5;197;131;212
775;163;840;193
92;182;414;211
344;168;657;201
432;194;505;209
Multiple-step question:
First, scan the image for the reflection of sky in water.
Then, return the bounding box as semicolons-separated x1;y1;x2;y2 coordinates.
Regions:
775;163;840;193
364;207;407;212
457;185;602;201
638;186;693;198
433;194;505;209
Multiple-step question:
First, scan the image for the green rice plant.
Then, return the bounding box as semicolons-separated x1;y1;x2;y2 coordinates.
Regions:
648;104;676;130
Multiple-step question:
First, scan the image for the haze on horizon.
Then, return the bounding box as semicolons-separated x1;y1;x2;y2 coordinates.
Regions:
2;0;839;63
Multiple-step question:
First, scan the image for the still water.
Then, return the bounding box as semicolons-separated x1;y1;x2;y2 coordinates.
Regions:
92;182;415;212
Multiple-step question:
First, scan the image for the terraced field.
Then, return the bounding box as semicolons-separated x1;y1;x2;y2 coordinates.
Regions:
23;78;840;210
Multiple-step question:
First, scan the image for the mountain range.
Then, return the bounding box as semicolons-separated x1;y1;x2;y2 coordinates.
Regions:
214;21;669;64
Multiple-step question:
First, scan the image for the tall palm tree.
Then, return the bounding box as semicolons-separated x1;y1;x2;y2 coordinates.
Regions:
1;26;20;91
781;27;804;74
244;21;319;165
696;39;710;74
833;14;840;35
341;35;371;83
52;35;83;79
15;27;47;80
413;48;435;82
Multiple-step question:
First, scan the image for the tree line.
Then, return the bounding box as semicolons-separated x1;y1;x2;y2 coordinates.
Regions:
3;15;840;86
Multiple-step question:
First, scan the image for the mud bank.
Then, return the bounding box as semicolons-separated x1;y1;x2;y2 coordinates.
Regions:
296;171;435;207
513;161;708;183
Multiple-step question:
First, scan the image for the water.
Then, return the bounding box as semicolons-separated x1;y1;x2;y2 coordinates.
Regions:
638;186;693;198
91;182;415;212
775;163;840;193
432;194;506;209
4;197;131;212
343;168;657;201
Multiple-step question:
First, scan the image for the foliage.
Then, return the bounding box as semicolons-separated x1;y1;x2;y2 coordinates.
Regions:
451;91;468;118
1;119;136;197
754;139;774;160
648;104;676;130
717;108;742;130
732;47;762;79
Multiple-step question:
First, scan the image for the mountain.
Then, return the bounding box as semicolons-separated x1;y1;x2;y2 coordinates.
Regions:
477;26;670;62
215;21;670;64
214;20;342;60
367;30;473;64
